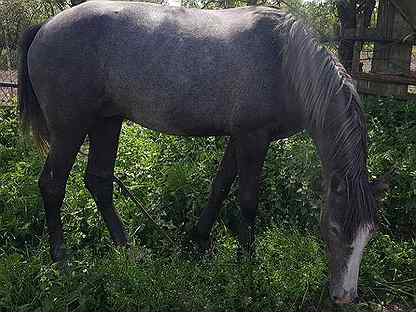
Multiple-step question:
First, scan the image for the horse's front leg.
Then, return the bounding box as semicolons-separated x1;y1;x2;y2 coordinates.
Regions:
235;130;270;259
194;138;237;251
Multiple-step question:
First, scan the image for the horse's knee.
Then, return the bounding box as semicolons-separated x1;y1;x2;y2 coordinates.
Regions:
38;170;65;204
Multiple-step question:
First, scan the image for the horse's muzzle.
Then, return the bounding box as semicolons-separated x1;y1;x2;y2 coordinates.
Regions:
330;288;359;305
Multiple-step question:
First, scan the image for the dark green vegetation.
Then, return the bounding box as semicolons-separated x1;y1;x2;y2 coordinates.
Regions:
0;96;415;311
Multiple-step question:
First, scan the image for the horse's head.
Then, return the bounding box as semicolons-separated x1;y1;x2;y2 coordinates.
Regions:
320;173;388;304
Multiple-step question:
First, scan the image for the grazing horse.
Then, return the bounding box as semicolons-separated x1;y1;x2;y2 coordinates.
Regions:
18;1;385;304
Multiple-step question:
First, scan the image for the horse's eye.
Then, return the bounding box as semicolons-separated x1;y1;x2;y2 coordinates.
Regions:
329;225;340;236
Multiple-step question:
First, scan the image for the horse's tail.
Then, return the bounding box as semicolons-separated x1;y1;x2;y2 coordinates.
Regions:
18;24;49;154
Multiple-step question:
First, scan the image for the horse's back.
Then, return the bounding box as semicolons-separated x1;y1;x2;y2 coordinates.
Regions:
28;1;286;135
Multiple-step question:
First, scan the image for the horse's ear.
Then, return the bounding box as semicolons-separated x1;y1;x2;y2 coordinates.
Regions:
330;172;346;195
370;179;389;200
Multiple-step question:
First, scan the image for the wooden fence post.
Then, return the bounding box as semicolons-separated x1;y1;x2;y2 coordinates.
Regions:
370;0;413;97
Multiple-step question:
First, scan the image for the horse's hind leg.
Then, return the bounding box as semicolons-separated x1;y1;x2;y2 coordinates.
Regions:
194;139;237;249
84;116;127;246
39;132;87;262
235;130;270;258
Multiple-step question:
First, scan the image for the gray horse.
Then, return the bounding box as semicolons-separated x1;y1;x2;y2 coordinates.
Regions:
18;1;386;304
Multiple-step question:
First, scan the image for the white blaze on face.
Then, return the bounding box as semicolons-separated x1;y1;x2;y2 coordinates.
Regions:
342;225;372;292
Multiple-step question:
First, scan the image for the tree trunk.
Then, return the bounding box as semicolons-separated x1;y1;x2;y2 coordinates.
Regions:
337;0;358;73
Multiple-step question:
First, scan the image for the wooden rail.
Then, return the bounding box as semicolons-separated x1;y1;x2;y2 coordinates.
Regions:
358;86;416;100
0;82;18;88
353;72;416;86
321;28;416;44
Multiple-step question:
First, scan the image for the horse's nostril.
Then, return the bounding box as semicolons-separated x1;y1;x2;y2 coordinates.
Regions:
331;295;339;302
332;294;355;304
352;296;359;304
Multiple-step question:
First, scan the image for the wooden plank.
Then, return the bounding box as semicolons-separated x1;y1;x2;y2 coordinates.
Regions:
358;86;416;101
322;26;416;44
0;104;16;108
353;72;416;85
338;27;416;43
320;35;415;44
0;82;18;88
342;28;381;39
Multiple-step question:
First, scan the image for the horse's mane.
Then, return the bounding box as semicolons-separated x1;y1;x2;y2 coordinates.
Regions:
274;13;376;240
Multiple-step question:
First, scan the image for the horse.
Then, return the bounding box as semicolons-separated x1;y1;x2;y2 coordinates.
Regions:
18;1;386;304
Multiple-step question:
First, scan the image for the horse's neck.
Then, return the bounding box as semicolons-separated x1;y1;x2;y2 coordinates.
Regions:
309;97;365;180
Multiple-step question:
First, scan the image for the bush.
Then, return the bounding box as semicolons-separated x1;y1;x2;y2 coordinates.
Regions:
365;96;416;239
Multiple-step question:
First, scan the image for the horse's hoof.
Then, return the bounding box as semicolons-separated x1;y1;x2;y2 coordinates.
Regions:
50;247;74;273
51;244;66;263
236;245;256;263
182;226;212;258
195;237;211;253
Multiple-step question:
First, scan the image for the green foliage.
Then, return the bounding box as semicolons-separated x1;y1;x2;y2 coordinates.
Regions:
0;231;414;311
365;96;416;239
300;0;338;40
0;0;58;69
0;102;45;253
0;230;325;312
1;95;416;311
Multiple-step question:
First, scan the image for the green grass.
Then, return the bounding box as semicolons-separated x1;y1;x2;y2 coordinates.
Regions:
0;96;415;311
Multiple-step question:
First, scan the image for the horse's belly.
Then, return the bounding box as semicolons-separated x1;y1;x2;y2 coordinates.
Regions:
116;98;229;136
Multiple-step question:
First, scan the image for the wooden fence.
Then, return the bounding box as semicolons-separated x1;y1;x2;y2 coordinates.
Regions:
344;0;416;99
0;71;17;105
